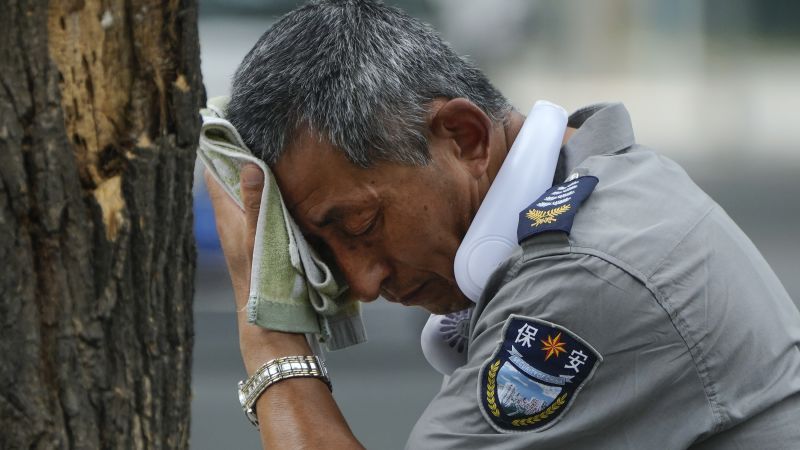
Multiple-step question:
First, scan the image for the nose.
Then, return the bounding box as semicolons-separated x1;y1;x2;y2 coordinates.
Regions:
330;241;390;301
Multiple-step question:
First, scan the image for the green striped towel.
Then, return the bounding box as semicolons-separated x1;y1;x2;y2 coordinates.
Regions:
198;96;366;351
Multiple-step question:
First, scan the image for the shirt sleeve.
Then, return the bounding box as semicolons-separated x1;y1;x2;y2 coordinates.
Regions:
406;252;716;450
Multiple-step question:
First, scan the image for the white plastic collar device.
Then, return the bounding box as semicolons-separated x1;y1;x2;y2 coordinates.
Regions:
421;100;568;376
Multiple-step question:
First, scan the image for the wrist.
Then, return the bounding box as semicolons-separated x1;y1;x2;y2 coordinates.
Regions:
238;355;331;428
239;325;312;376
230;276;250;308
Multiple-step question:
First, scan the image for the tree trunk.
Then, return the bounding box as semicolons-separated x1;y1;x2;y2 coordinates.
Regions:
0;0;203;448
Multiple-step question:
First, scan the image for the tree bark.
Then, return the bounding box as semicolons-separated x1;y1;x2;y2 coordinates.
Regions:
0;0;203;448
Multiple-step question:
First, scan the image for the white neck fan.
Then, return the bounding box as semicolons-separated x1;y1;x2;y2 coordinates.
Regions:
420;100;568;376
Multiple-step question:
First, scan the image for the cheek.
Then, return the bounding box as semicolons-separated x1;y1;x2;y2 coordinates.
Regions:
383;194;462;271
380;162;471;274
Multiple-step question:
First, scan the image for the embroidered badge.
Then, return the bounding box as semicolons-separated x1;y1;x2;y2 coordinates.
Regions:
438;308;472;353
479;315;602;433
517;176;598;244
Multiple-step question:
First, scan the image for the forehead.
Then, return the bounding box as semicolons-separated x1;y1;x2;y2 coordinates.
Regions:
271;131;383;220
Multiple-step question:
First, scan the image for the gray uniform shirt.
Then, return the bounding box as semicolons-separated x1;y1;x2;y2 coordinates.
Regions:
406;103;800;449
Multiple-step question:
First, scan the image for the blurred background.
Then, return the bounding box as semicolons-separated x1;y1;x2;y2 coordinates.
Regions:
191;1;800;448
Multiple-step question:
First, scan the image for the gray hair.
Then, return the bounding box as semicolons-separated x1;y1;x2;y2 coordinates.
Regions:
228;0;512;167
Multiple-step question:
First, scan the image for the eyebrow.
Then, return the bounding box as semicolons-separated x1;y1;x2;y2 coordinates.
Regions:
312;199;382;229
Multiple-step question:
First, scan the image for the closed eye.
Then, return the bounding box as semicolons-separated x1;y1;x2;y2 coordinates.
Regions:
345;211;380;237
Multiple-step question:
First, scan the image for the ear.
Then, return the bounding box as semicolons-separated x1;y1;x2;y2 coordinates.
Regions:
429;98;493;179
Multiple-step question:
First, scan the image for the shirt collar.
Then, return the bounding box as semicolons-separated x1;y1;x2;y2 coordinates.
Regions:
555;102;636;180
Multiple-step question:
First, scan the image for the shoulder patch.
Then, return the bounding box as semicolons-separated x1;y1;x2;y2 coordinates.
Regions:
517;176;598;244
478;315;602;433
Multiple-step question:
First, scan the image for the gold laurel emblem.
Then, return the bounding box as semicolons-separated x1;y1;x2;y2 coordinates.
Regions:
485;360;502;417
511;393;569;427
526;204;571;227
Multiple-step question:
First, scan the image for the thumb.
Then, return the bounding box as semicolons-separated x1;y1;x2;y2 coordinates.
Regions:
240;164;265;235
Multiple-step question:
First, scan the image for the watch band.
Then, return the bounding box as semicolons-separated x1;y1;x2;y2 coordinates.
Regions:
237;355;331;427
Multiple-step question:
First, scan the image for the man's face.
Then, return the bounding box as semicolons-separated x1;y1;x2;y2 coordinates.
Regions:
272;130;478;314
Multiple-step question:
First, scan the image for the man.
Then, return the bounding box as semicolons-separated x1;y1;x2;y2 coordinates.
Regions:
206;0;800;448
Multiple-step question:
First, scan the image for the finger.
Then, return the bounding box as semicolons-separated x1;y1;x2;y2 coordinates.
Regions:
203;168;241;219
204;168;251;309
203;167;219;197
240;163;265;247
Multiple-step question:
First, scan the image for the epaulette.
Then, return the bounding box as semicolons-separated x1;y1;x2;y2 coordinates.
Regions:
517;176;598;244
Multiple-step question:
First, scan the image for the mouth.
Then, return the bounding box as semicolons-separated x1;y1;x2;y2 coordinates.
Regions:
386;281;430;306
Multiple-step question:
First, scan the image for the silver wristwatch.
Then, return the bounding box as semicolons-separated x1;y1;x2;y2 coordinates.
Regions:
237;355;331;427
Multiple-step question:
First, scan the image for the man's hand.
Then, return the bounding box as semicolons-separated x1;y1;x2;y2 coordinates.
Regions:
204;165;261;309
203;164;362;449
204;164;311;374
